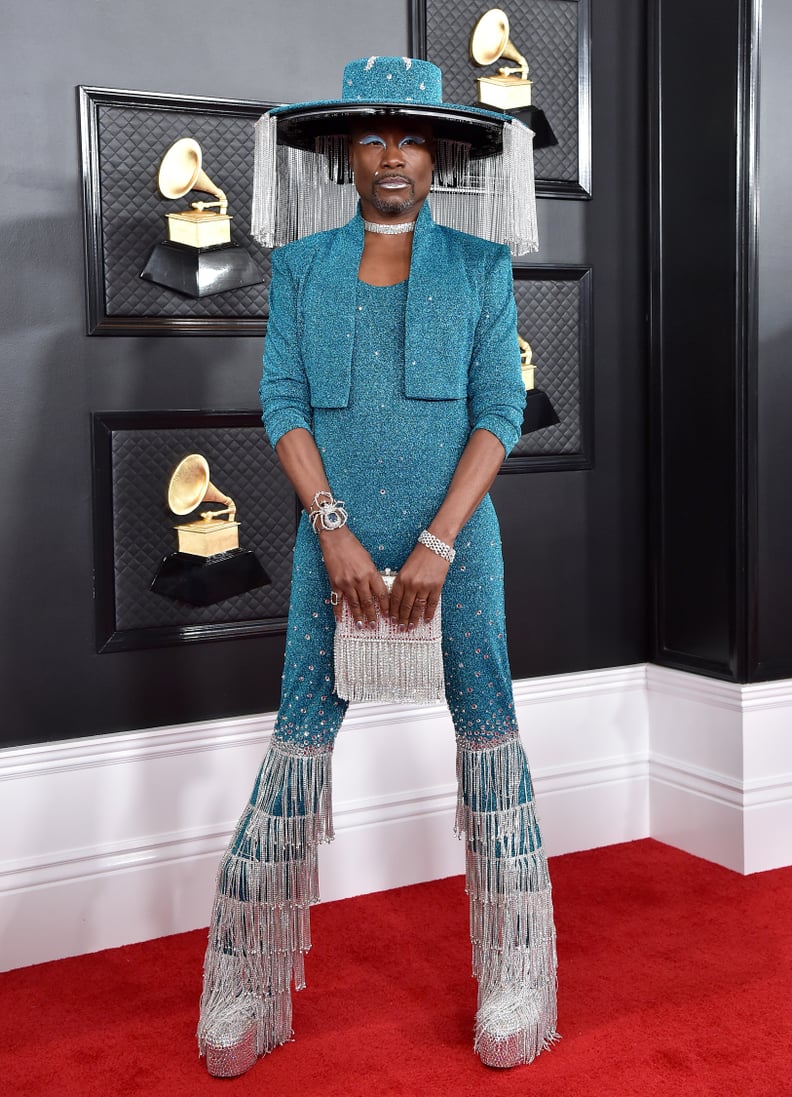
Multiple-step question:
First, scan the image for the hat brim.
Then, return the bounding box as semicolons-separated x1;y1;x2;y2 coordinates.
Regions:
273;102;507;157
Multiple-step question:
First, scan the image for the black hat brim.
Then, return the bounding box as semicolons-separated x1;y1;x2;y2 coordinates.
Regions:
274;103;505;158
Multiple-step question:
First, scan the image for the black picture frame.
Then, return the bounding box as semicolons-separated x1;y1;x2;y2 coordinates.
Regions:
502;264;593;472
78;86;275;336
409;0;592;199
92;411;298;652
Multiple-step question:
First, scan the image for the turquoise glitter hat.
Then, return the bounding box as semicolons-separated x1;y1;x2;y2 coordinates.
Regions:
271;56;513;157
252;56;538;256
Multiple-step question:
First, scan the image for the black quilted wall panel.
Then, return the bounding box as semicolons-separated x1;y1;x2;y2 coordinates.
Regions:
508;266;592;468
94;414;296;650
81;89;274;333
412;0;590;194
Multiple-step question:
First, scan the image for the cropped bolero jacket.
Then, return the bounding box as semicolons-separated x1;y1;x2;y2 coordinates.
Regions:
260;202;526;455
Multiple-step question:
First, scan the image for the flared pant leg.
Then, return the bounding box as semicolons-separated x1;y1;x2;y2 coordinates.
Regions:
441;529;558;1064
197;740;338;1064
455;735;558;1063
198;556;345;1066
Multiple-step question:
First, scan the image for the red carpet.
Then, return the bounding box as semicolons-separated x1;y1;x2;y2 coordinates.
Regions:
1;839;791;1097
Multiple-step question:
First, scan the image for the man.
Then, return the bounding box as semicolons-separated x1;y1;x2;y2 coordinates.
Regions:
197;56;558;1079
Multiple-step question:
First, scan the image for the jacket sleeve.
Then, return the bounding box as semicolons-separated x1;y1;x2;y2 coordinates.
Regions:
467;245;526;456
259;248;313;449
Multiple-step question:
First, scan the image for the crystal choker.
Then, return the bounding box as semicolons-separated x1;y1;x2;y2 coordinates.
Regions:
362;219;416;235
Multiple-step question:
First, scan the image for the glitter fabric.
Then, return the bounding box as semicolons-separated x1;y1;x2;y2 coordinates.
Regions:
197;207;557;1074
337;55;443;106
261;202;526;453
261;263;528;751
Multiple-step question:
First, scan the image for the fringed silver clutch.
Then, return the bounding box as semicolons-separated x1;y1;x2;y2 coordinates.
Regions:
333;569;445;704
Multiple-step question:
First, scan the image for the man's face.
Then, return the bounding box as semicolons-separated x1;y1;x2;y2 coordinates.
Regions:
348;120;435;220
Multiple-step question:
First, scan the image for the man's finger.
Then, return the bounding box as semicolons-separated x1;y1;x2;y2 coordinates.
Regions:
360;594;378;629
423;594;440;624
346;598;364;629
409;594;429;629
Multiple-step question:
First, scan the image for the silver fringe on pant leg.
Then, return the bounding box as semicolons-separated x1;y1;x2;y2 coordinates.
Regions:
197;741;334;1072
456;736;558;1067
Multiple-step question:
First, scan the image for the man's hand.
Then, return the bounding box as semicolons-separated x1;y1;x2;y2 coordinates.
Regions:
388;542;450;631
319;527;390;628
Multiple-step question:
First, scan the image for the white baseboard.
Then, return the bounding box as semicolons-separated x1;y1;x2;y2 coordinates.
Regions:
647;665;792;874
1;662;790;971
0;666;648;971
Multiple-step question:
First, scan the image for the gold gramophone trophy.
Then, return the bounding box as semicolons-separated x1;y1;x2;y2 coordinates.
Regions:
470;8;533;111
140;137;264;298
519;335;536;391
469;9;557;148
518;335;559;435
150;454;270;605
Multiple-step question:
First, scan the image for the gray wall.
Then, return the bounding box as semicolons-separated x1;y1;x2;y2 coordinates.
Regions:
0;0;648;747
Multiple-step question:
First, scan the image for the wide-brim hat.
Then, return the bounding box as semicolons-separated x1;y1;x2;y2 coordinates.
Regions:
271;56;514;158
252;56;538;256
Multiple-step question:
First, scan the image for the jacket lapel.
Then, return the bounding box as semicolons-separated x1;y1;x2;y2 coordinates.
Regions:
301;215;363;407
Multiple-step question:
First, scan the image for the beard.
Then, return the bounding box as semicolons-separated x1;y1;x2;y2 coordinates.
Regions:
369;179;417;215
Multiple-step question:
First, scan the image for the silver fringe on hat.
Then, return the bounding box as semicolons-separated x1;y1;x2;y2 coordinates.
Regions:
456;736;559;1065
251;112;538;257
197;741;334;1062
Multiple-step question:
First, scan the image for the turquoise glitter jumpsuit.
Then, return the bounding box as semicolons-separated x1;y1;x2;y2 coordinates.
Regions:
198;207;558;1065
